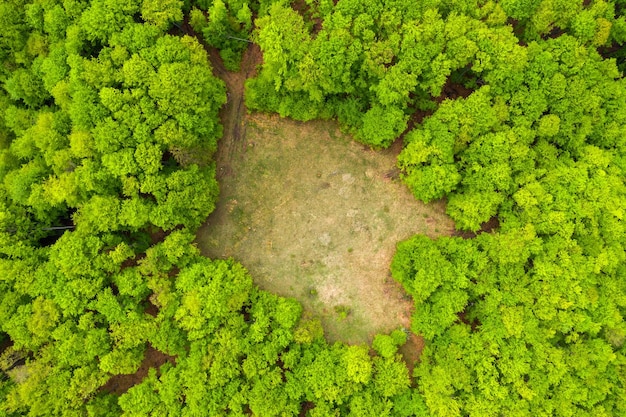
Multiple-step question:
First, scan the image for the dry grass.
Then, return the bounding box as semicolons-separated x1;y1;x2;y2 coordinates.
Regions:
196;113;454;344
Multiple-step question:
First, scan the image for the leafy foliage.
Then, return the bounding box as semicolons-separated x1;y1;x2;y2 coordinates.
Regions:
391;19;626;416
2;0;626;416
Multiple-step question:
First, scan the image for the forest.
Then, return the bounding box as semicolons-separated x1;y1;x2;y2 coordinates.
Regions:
0;0;625;416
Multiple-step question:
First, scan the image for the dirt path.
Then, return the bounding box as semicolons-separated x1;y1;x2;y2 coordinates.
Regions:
207;44;263;176
100;346;176;395
172;15;262;171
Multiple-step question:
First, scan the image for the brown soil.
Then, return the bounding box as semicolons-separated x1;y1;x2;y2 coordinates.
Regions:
398;333;425;380
144;299;159;317
435;79;474;103
453;216;500;239
100;345;176;396
172;13;263;170
400;78;474;145
208;43;263;172
291;0;323;35
299;401;316;416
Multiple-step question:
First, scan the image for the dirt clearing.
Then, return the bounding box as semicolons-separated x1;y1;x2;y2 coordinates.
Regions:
196;113;454;344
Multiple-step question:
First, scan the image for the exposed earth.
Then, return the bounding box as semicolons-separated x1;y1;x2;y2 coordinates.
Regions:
196;44;455;346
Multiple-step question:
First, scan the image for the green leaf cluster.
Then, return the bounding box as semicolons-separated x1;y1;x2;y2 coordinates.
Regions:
2;0;626;416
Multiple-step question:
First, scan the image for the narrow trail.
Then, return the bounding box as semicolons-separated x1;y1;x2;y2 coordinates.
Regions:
173;17;263;176
207;45;263;178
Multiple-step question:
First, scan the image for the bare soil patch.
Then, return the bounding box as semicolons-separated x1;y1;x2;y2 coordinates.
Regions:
187;33;449;350
399;333;425;378
197;114;455;344
100;345;176;395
